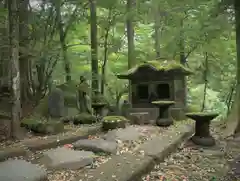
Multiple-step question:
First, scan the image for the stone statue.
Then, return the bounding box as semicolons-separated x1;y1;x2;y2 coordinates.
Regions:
76;76;92;114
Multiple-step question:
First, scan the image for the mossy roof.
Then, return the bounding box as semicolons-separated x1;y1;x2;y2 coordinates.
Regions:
117;60;192;79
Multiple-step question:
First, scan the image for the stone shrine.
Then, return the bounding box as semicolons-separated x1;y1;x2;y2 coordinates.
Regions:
117;60;192;121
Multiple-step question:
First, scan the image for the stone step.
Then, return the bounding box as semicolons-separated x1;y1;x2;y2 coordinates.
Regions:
73;138;117;154
75;153;153;181
74;123;194;181
39;147;94;170
0;159;48;181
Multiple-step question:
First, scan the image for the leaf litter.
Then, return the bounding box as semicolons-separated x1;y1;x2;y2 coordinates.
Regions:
142;124;240;181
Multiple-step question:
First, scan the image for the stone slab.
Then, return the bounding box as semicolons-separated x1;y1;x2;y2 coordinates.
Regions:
137;123;194;161
0;159;47;181
40;147;94;170
23;124;101;151
74;124;194;181
103;126;142;142
73;138;117;154
75;153;154;181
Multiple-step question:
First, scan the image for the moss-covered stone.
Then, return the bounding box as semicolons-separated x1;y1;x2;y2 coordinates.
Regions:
186;112;219;122
103;116;129;122
102;116;128;131
74;113;97;124
117;60;192;79
60;113;97;124
21;118;64;134
186;112;218;117
151;100;175;106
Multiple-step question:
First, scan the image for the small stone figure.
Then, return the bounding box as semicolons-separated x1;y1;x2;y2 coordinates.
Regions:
77;76;92;114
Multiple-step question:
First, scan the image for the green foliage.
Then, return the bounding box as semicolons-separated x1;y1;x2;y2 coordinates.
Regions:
3;0;235;120
92;93;108;104
188;84;227;117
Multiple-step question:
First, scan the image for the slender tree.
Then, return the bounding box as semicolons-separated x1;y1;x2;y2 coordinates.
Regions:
19;0;30;102
8;0;22;139
90;0;99;94
126;0;135;102
234;0;240;134
153;2;161;59
55;0;72;82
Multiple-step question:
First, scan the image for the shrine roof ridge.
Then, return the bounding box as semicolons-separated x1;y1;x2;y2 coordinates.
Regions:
117;60;193;79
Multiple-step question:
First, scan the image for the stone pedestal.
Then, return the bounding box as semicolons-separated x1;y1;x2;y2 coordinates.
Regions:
186;112;218;147
152;101;175;127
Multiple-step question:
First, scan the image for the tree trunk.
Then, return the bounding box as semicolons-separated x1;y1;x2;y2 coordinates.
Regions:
8;0;22;139
101;9;113;95
201;52;208;111
55;0;71;82
19;0;31;103
179;18;187;106
90;0;99;94
126;0;135;103
154;3;161;59
101;28;109;94
234;0;240;134
0;1;9;83
226;80;236;116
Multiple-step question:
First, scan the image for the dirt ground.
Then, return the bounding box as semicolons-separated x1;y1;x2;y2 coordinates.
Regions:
142;122;240;181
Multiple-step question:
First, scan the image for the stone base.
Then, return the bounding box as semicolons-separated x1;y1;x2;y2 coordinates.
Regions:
191;135;216;147
156;118;173;127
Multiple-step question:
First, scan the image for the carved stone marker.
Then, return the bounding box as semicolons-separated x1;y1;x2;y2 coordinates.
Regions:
48;88;65;117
